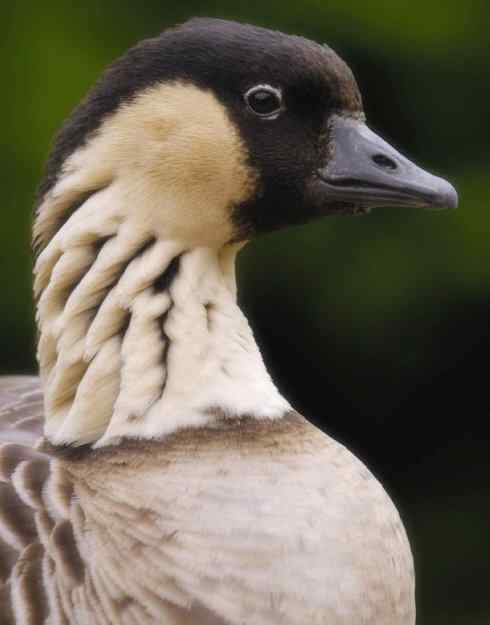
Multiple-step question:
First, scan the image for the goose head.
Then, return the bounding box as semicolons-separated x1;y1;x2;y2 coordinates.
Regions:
34;18;458;447
36;17;457;251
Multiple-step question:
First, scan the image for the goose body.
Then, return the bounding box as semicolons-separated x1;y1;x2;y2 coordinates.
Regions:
0;18;457;625
0;378;413;625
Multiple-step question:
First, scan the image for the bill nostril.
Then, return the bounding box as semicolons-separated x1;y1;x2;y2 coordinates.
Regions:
372;153;398;171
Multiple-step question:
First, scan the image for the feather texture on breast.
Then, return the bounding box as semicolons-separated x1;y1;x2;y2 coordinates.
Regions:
0;378;414;625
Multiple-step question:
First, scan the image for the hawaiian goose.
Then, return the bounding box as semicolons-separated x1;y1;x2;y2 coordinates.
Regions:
0;17;457;625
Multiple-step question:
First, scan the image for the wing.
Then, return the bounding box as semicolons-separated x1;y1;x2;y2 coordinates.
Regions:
0;376;75;625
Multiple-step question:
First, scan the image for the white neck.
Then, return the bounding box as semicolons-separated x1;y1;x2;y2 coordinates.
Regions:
34;194;290;447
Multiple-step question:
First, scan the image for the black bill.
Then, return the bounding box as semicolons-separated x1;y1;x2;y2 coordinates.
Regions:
317;115;458;211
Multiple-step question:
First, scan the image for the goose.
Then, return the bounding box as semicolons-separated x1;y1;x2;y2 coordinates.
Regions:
0;17;458;625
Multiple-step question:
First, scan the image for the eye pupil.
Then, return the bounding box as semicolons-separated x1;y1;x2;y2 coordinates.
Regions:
251;91;275;113
245;86;283;117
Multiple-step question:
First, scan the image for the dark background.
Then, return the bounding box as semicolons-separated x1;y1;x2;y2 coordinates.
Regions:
2;2;489;623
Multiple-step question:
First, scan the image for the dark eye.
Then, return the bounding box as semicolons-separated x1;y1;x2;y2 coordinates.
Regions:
244;85;283;119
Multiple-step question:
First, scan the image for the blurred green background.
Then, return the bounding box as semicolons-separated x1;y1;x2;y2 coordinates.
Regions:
2;1;489;623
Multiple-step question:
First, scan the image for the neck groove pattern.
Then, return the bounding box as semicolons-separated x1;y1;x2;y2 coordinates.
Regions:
34;195;289;447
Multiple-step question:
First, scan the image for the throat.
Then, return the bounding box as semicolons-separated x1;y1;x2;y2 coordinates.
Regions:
35;225;290;447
